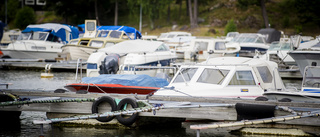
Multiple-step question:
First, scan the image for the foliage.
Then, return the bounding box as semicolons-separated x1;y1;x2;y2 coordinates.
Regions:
0;0;20;25
293;0;320;27
236;0;260;9
14;6;35;29
224;19;237;35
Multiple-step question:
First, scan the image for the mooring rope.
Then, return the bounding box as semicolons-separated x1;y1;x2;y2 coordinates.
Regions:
0;98;96;106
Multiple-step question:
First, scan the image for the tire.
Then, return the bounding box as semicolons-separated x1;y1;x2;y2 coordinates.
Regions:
92;96;117;122
54;88;67;93
279;98;292;102
76;90;88;94
116;98;139;126
255;96;268;101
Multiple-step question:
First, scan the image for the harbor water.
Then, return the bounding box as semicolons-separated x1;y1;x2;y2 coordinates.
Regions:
0;69;310;137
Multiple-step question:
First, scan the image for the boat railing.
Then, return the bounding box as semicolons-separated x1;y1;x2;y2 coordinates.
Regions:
75;58;83;83
118;64;178;77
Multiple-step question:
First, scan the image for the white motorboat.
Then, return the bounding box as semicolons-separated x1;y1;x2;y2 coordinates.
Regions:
86;40;177;77
184;38;240;60
225;32;239;42
60;20;142;61
0;23;79;60
153;57;285;99
264;66;320;102
157;31;192;42
226;33;270;57
288;38;320;74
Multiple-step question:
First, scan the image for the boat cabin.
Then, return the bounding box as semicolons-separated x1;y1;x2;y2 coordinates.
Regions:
154;57;284;98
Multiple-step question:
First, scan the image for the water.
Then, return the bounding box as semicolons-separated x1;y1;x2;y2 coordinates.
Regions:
0;69;313;137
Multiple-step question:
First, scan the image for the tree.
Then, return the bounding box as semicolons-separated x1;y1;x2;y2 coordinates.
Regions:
260;0;269;28
224;19;237;35
14;6;35;29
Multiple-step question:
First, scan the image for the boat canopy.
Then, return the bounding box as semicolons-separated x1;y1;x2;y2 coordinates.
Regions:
258;28;281;43
22;23;79;43
81;74;169;88
98;40;167;54
78;24;142;40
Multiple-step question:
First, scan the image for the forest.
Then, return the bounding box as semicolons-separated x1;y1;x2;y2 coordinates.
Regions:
1;0;320;37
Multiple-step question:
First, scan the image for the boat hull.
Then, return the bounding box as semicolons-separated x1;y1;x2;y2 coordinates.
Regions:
65;83;159;94
288;51;320;74
61;45;99;61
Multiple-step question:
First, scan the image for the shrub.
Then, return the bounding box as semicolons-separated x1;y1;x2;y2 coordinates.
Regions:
14;6;36;29
224;19;237;35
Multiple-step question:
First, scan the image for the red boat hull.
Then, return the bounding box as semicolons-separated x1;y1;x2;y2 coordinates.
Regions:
65;83;159;95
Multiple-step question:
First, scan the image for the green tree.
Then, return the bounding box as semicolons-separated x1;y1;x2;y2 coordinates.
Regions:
224;19;237;35
14;6;36;29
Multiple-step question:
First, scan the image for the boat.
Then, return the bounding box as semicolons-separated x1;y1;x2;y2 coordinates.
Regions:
288;38;320;74
153;57;285;99
60;20;142;61
0;23;79;60
0;29;21;47
225;33;270;57
142;35;158;41
184;38;240;60
64;74;169;94
86;40;177;77
225;32;239;42
157;31;192;42
264;66;320;102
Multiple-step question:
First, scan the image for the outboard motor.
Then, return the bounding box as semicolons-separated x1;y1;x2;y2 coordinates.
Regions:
99;54;120;74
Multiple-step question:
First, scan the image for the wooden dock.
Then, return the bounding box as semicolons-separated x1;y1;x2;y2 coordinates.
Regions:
0;89;319;127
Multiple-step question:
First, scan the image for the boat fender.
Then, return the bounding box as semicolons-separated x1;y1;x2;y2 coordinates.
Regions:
235;103;276;120
116;98;139;126
254;96;268;101
54;88;68;93
99;53;120;74
279;98;292;102
76;90;88;94
92;96;117;122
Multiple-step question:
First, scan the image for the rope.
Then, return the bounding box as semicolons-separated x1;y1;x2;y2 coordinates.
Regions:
0;98;96;106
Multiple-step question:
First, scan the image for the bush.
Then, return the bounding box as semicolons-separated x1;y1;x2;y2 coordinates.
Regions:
14;6;35;29
224;19;237;35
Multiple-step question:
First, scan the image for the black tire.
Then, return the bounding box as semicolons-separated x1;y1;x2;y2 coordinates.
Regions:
116;98;139;126
54;88;67;93
76;90;88;94
255;96;268;101
279;98;292;102
92;96;117;122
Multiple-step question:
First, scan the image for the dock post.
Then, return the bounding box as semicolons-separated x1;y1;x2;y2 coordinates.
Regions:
196;129;200;137
39;124;44;137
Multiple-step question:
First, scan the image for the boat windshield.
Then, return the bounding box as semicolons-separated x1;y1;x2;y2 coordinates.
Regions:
159;33;168;38
231;34;260;43
17;32;32;40
303;67;320;88
197;68;230;84
69;40;79;45
109;31;123;39
173;68;198;83
97;30;109;37
89;40;104;48
228;71;256;85
269;42;291;51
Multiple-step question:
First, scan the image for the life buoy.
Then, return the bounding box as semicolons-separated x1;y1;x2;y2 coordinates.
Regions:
92;96;117;122
116;98;139;126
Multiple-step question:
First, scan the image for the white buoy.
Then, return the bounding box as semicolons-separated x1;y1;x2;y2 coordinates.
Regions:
41;64;54;78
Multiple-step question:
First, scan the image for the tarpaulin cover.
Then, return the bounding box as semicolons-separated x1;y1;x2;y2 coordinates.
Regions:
22;23;79;43
82;74;169;88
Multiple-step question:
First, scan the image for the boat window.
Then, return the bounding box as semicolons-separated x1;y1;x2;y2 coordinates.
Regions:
173;68;198;83
159;33;167;38
156;44;169;51
303;67;320;88
109;31;122;39
46;33;62;43
105;42;115;47
229;71;256;85
256;37;264;43
69;40;79;45
256;66;272;83
97;30;109;37
87;63;97;69
215;42;226;50
122;33;129;40
194;41;208;51
86;22;96;31
9;35;19;41
31;32;48;41
79;40;89;46
18;33;32;40
168;34;175;38
89;40;104;48
127;33;135;39
197;68;229;84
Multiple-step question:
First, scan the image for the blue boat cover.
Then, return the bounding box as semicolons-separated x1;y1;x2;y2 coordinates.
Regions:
78;24;142;40
81;74;168;88
22;23;79;43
